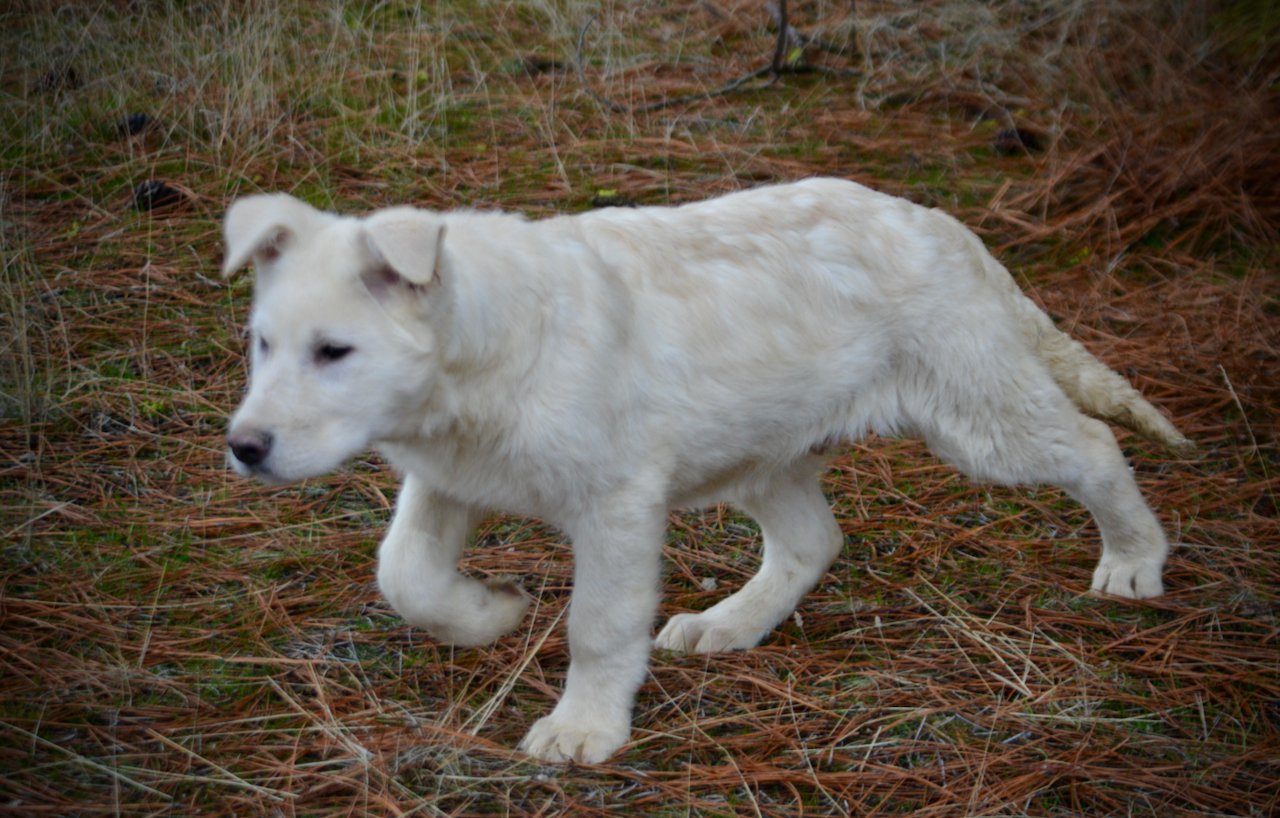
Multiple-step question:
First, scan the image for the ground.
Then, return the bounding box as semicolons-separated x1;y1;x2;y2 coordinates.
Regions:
1;1;1277;815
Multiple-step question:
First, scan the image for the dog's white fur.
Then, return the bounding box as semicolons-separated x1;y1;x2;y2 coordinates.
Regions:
223;178;1187;764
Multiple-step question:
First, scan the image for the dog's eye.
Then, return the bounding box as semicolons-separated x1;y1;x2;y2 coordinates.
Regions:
256;336;270;355
316;343;354;364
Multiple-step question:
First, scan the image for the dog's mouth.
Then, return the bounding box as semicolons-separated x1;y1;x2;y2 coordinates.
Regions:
225;447;293;485
230;459;300;487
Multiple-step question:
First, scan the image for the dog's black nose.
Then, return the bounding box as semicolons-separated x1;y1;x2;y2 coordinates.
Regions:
228;430;273;467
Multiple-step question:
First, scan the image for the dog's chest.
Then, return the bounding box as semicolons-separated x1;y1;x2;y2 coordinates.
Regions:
377;438;588;522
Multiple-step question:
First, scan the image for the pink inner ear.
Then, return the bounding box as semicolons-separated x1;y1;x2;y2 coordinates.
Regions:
361;264;406;299
363;264;432;300
255;227;292;264
373;265;401;286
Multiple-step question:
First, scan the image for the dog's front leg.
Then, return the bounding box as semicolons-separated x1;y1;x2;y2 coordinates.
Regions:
519;502;664;764
377;474;529;646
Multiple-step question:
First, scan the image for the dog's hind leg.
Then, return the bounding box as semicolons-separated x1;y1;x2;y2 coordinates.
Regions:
912;354;1169;599
1068;416;1170;598
654;460;844;654
376;474;530;646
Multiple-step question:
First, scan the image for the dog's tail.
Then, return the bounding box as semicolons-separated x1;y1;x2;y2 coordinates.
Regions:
963;226;1192;451
1024;308;1191;450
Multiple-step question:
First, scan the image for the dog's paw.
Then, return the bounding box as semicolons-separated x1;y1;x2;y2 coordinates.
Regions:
654;612;766;654
1090;555;1164;599
426;580;530;646
518;711;629;764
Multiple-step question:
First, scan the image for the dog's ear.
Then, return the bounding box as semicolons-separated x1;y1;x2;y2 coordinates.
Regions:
361;208;447;297
221;194;320;277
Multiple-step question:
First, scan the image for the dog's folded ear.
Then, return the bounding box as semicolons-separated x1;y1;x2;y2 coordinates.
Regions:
221;193;321;277
362;208;447;295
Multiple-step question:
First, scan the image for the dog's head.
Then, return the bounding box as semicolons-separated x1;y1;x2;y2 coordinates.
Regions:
221;193;449;483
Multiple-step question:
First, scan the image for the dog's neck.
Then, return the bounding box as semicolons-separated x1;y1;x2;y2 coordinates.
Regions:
397;215;634;463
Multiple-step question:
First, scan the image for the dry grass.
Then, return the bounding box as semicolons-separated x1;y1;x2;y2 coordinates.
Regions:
1;1;1277;815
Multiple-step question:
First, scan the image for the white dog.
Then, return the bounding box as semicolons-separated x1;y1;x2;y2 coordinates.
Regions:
222;178;1188;764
